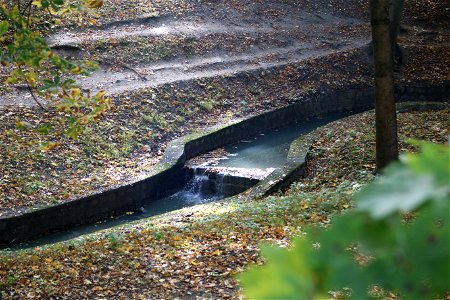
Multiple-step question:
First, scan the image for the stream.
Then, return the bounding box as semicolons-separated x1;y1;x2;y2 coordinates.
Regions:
206;113;348;169
5;112;350;250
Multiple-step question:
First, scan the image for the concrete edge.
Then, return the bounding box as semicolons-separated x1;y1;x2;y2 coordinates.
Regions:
247;96;450;199
247;123;318;198
0;82;448;245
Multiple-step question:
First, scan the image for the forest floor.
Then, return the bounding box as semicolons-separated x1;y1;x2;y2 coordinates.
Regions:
0;0;449;298
0;108;448;299
0;0;448;217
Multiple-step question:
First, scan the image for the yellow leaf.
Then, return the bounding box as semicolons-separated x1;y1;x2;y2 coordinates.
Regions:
70;88;81;98
15;117;28;130
189;260;198;266
94;90;106;99
40;142;60;152
44;258;53;263
31;0;42;8
85;0;103;9
71;66;82;74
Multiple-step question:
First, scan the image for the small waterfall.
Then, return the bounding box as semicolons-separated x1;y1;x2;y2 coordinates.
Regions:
179;167;226;203
186;167;210;198
214;173;225;195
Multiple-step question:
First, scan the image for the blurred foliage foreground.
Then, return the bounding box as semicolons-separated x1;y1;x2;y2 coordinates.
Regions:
240;141;449;299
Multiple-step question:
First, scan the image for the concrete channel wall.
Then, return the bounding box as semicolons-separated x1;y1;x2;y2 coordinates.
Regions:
0;83;448;246
187;167;262;197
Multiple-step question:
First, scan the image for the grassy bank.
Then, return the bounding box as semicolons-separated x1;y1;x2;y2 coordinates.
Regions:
0;108;448;299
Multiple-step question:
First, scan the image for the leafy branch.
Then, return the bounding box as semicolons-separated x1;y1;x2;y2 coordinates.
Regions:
0;0;108;140
240;142;449;299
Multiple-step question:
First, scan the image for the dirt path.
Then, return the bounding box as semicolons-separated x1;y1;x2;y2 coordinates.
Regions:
0;3;369;106
74;39;367;94
45;12;356;45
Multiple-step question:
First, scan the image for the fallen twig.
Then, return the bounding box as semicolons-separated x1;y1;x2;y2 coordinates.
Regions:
100;59;148;82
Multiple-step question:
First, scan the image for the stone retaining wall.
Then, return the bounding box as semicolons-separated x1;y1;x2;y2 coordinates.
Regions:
1;82;448;246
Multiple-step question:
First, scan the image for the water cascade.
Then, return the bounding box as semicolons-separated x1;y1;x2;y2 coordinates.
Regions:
5;112;350;249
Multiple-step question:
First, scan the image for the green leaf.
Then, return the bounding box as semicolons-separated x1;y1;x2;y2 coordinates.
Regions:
240;142;450;300
403;141;449;186
41;0;50;8
239;238;317;299
15;117;30;130
356;165;437;219
356;142;449;219
0;21;9;36
65;123;82;139
36;123;53;135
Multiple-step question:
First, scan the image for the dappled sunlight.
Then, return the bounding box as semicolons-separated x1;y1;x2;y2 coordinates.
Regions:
150;25;171;35
1;0;448;297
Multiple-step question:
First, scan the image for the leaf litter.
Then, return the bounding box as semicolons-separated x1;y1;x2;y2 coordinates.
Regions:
0;108;448;299
0;0;449;298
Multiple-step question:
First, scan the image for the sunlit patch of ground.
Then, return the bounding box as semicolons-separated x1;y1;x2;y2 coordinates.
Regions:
0;108;448;299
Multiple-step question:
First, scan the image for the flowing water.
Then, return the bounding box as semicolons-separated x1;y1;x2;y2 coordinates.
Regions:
204;112;350;169
5;168;223;250
5;112;350;250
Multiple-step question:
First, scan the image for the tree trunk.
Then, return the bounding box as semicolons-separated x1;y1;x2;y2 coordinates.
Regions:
389;0;405;66
366;0;406;69
370;0;399;170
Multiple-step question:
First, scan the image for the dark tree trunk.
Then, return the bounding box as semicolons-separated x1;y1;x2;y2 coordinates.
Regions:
366;0;406;69
370;0;399;170
389;0;406;66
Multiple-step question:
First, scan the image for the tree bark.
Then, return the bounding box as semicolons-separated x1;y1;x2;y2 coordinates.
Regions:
366;0;406;69
370;0;399;170
389;0;405;66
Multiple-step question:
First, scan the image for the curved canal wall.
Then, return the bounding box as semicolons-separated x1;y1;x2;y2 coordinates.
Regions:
1;82;448;246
